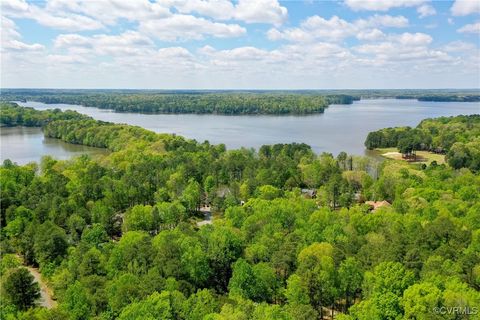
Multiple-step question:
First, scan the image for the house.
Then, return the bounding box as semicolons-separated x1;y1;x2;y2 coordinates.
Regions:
365;200;391;211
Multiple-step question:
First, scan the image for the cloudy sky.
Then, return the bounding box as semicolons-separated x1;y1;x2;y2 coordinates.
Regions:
1;0;480;89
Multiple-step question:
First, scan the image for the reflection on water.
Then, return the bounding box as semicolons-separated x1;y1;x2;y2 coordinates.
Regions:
0;126;108;165
3;99;479;164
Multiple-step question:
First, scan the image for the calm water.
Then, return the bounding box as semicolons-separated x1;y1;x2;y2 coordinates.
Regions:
3;99;479;164
0;126;108;165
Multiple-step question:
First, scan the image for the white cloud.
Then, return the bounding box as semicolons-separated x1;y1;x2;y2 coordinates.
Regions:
139;14;246;41
353;32;448;66
3;36;477;89
32;10;104;31
357;29;386;41
345;0;426;11
395;32;432;45
284;43;353;62
3;0;250;40
157;47;193;59
417;4;436;18
442;40;477;53
47;54;88;64
204;36;447;79
1;0;29;14
4;40;44;51
1;15;21;40
457;22;480;34
1;16;45;51
169;0;287;25
195;42;353;76
267;14;408;42
45;0;171;26
112;47;198;71
359;14;409;28
451;0;480;16
199;45;278;63
2;0;104;31
167;0;235;20
299;15;357;41
91;32;154;52
54;31;156;58
234;0;287;25
53;34;90;48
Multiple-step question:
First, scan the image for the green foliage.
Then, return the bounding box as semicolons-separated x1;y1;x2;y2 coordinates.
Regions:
108;231;153;276
62;281;91;320
118;290;185;320
228;259;278;303
295;242;338;316
123;205;158;233
285;274;310;305
402;282;443;319
1;107;479;319
33;221;68;266
107;274;146;314
338;257;363;310
157;201;187;227
363;262;415;297
0;254;22;276
182;289;219;320
181;179;202;212
0;102;89;127
256;185;282;200
80;224;109;247
447;140;480;170
203;226;244;292
2;268;40;311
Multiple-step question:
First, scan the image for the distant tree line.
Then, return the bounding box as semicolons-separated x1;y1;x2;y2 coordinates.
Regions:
396;95;480;102
3;88;479;107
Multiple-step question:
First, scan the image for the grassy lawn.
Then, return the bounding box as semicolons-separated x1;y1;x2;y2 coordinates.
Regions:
376;148;445;164
377;147;398;153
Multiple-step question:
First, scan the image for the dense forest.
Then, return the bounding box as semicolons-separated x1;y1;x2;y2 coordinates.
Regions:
0;91;357;115
1;103;479;320
364;115;480;171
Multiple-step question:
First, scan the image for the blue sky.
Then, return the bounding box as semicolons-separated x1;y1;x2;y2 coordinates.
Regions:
1;0;479;89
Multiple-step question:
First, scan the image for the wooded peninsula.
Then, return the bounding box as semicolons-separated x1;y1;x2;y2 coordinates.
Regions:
1;102;479;320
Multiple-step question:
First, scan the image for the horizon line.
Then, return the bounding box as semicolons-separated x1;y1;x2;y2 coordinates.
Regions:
2;87;480;91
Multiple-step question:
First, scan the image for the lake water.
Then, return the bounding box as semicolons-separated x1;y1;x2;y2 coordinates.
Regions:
1;126;108;165
3;99;479;164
